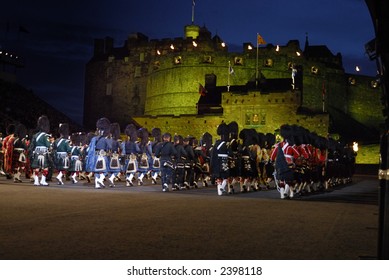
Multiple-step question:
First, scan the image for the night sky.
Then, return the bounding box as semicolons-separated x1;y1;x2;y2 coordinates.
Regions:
0;0;377;125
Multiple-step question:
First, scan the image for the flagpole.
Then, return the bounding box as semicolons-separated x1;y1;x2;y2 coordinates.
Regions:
256;33;259;88
227;61;231;92
192;0;195;24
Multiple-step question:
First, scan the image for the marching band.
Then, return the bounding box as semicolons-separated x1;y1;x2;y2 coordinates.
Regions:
0;116;357;199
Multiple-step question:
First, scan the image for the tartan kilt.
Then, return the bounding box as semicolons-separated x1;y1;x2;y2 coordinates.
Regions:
69;157;83;172
12;149;27;169
30;153;50;169
54;153;70;170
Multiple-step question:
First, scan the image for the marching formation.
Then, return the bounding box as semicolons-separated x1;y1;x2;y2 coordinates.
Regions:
0;115;357;199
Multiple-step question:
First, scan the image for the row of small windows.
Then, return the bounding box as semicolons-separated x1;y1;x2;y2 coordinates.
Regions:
160;55;245;66
108;54;381;89
157;55;321;76
348;77;380;88
111;54;315;76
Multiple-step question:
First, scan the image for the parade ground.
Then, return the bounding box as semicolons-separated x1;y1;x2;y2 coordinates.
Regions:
0;172;380;260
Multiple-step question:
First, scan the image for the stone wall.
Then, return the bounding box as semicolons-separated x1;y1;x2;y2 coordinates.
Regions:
134;89;329;140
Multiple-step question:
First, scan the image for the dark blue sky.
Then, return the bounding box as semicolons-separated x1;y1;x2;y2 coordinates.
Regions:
1;0;376;125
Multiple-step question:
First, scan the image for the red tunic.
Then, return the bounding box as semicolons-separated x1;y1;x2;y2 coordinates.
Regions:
270;141;300;165
2;134;15;173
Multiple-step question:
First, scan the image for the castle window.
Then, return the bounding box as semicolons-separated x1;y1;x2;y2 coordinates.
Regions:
174;56;182;64
108;55;114;62
203;55;212;63
264;58;273;67
106;83;112;96
261;113;266;125
124;57;129;63
234;57;243;65
311;66;319;75
153;61;160;70
370;79;380;89
106;67;112;78
140;53;145;62
245;113;252;125
134;66;141;78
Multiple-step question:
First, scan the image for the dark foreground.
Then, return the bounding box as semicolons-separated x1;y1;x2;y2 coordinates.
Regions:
0;174;379;260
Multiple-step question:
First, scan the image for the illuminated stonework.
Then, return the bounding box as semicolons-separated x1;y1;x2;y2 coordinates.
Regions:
84;25;383;141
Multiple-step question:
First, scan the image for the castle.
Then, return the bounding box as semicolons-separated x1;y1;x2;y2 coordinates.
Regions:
84;24;384;142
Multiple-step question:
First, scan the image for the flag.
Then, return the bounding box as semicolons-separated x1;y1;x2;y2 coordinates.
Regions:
257;34;266;45
229;65;235;75
199;83;207;96
18;25;29;34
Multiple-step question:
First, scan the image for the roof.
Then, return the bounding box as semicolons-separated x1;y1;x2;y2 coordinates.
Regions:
304;45;335;58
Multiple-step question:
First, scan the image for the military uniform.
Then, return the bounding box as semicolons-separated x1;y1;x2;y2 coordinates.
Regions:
11;124;28;183
211;122;230;195
30;115;51;186
53;123;71;185
85;118;111;189
107;123;121;187
149;128;162;185
121;124;140;187
2;124;16;177
154;133;177;191
270;125;300;198
172;135;187;190
69;132;85;184
183;137;196;188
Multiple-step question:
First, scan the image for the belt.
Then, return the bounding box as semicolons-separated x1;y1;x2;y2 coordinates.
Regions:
35;147;48;153
94;150;106;156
